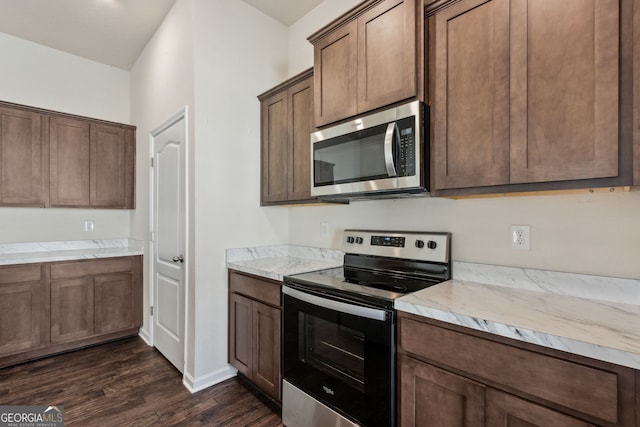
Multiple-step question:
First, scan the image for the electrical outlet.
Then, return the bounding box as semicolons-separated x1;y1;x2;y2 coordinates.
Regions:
511;225;530;250
84;220;95;232
321;222;329;238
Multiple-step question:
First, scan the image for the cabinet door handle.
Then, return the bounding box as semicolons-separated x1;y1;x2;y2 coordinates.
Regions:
172;255;184;263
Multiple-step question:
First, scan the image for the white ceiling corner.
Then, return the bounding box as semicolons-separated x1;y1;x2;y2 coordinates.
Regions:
0;0;177;70
0;0;322;71
239;0;323;26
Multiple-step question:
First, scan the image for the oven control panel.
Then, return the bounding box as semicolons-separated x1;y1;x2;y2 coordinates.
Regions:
342;230;450;263
371;235;405;247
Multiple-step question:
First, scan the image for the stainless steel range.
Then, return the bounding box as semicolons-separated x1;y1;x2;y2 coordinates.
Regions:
281;230;451;427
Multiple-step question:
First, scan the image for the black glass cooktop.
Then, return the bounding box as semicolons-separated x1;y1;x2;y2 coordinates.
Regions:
284;263;447;309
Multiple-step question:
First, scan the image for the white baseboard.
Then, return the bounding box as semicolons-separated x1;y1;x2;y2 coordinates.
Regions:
182;365;238;393
137;329;151;345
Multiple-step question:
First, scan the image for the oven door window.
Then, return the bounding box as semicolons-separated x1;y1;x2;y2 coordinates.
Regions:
282;290;394;427
302;313;365;392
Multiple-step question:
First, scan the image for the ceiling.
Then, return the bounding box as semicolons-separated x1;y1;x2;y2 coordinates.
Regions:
0;0;177;70
0;0;322;71
241;0;323;26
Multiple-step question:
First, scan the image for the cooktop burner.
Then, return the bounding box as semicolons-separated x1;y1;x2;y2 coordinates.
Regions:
285;230;451;308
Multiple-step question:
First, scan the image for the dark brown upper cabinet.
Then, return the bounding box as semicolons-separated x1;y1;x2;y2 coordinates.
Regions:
259;69;316;205
0;106;45;207
49;117;91;207
309;0;418;127
635;0;640;186
428;0;637;196
0;100;135;209
50;118;134;208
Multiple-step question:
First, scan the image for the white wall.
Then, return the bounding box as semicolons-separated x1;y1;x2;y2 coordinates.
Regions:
128;0;300;391
0;32;131;244
191;0;289;387
289;191;640;279
286;2;640;280
0;33;130;122
287;0;362;75
129;0;196;376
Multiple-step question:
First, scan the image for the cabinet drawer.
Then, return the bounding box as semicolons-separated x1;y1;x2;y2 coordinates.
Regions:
51;258;133;279
399;317;619;424
0;264;42;284
228;271;280;307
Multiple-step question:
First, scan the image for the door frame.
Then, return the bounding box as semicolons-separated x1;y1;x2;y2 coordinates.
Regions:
148;106;190;373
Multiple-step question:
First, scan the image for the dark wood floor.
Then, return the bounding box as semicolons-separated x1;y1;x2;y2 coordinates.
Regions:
0;337;282;426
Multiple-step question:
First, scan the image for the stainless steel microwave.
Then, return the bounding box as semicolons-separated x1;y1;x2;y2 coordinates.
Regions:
310;100;428;200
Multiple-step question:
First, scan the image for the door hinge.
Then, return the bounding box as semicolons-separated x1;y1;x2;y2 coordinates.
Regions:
150;157;154;167
150;306;154;316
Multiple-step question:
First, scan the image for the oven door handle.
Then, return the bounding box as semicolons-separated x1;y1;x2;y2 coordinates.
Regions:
283;286;388;321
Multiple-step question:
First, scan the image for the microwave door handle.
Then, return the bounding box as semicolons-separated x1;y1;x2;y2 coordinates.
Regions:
384;122;398;177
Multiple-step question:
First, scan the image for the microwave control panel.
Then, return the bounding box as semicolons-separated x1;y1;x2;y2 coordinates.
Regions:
397;117;415;176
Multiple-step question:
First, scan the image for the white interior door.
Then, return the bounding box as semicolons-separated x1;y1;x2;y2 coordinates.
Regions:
151;111;186;373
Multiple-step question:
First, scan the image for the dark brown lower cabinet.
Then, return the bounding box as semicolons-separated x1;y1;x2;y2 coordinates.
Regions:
486;389;595;427
399;354;484;426
50;277;95;343
637;371;640;425
229;292;252;377
94;272;138;334
398;313;638;427
228;270;281;402
0;264;47;357
0;256;142;368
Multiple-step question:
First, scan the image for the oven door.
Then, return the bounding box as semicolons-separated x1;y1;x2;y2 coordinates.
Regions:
282;284;395;427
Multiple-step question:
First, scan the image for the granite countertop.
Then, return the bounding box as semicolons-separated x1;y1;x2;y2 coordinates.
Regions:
225;245;344;282
395;262;640;370
0;239;144;265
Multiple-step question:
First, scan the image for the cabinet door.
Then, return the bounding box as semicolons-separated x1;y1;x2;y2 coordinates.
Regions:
313;20;358;127
0;107;44;206
261;91;289;204
632;0;640;186
49;117;90;206
636;370;640;426
486;389;596;427
357;0;416;113
0;265;45;357
94;273;135;334
432;0;510;190
510;0;619;183
399;355;485;427
287;77;314;202
90;124;128;208
252;300;281;401
50;278;95;343
228;292;252;377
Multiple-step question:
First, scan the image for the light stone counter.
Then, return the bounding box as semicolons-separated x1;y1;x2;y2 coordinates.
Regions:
226;245;344;282
0;239;144;265
396;261;640;370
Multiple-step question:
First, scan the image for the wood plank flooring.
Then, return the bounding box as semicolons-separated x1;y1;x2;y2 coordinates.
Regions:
0;337;282;426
